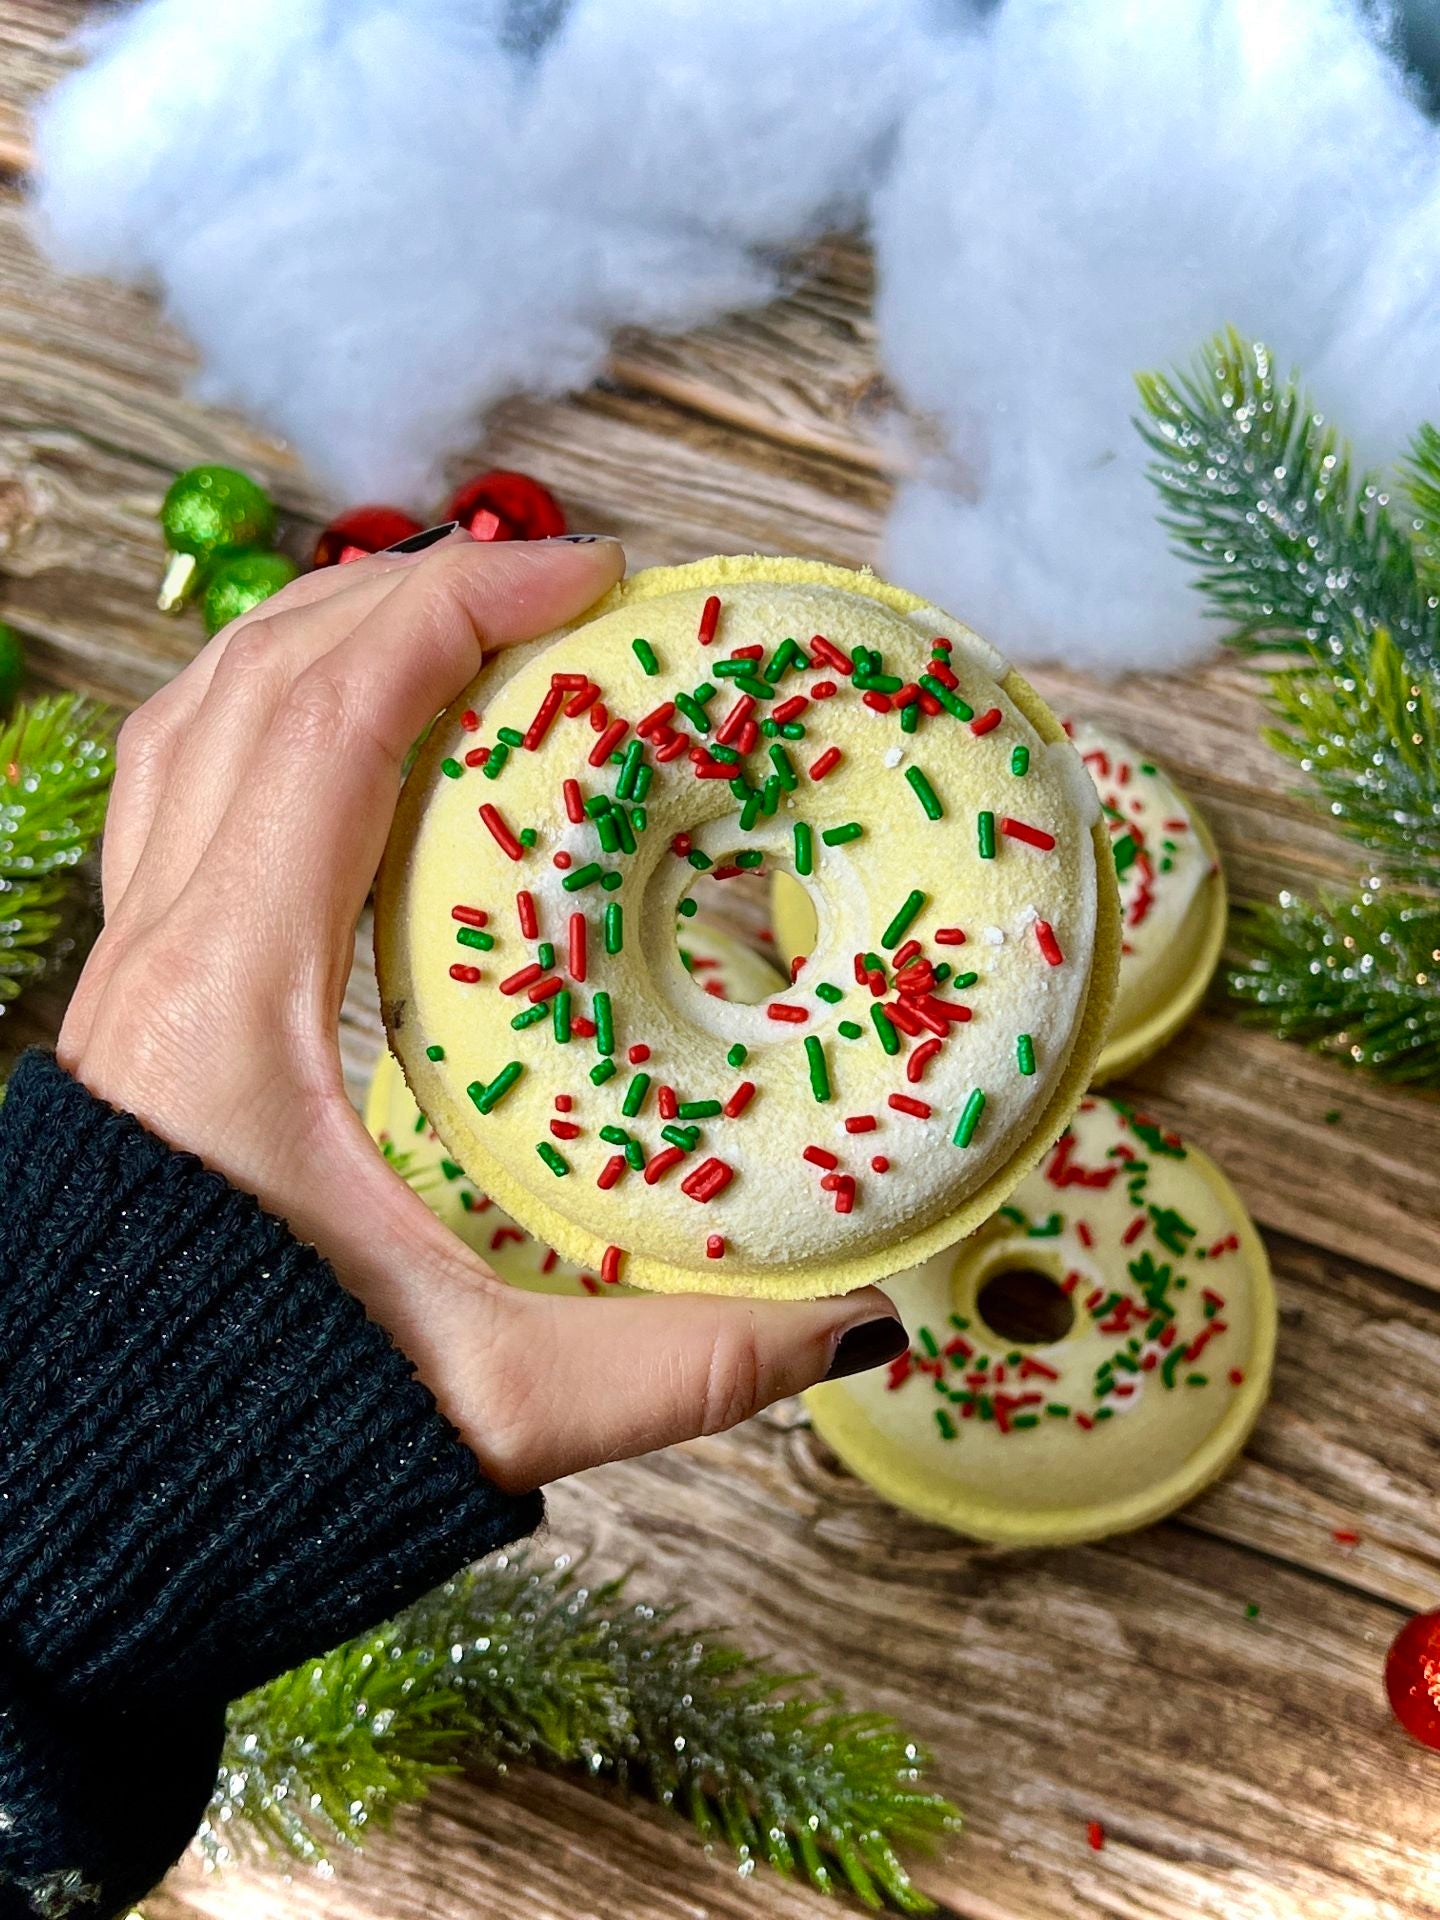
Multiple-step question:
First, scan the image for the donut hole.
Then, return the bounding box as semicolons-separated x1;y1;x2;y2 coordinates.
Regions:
975;1267;1076;1347
676;855;797;1003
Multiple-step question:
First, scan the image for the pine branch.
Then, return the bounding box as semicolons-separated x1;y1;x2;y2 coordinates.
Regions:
1226;890;1440;1087
202;1555;958;1911
1402;423;1440;586
1258;624;1440;888
0;694;114;1006
1135;329;1440;677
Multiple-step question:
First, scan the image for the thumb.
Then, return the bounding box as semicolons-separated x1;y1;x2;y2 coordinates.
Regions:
448;1282;908;1492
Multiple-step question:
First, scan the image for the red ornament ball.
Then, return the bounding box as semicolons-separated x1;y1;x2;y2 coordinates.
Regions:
444;469;566;542
312;504;424;569
1386;1609;1440;1748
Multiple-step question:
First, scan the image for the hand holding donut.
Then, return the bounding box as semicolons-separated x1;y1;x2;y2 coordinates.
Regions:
59;530;905;1493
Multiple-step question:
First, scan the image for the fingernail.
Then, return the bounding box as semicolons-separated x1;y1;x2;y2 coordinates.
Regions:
383;521;462;553
823;1316;909;1382
541;533;623;545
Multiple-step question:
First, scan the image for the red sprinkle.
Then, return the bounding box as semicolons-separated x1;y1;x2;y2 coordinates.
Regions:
500;962;544;996
655;732;691;763
563;681;600;718
891;939;923;969
870;1155;889;1173
597;1154;627;1190
644;1146;687;1185
723;1081;756;1118
563;778;584;824
1000;816;1056;852
555;1093;573;1112
588;718;629;767
932;927;966;945
697;594;721;646
449;964;482;983
600;1244;625;1285
552;850;572;870
568;911;587;982
907;1039;942;1083
888;1093;932;1119
1087;1823;1105;1853
588;703;609;732
772;695;809;724
516;891;538;938
452;904;488;928
811;679;838;699
1333;1529;1360;1546
706;1234;727;1259
809;746;842;781
833;1175;856;1214
479;803;525;862
766;1003;809;1023
550;1120;581;1141
804;1145;839;1170
637;700;676;738
970;707;1003;736
863;690;893;714
527;976;564;1003
461;709;480;731
523;685;565;751
658;1085;679;1120
628;1043;650;1064
464;746;490;767
681;1157;734;1202
844;1115;877;1134
809;635;854;675
716;695;756;747
1034;919;1064;966
1122;1214;1147;1245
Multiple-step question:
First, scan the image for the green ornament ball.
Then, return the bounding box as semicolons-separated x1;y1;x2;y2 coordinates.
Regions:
201;550;299;635
161;464;276;560
0;624;24;715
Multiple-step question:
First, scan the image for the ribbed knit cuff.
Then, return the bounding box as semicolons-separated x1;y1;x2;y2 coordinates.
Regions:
0;1049;543;1713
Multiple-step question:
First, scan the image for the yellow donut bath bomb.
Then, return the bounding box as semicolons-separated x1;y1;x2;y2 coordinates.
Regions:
1071;721;1226;1083
377;556;1120;1299
804;1096;1275;1546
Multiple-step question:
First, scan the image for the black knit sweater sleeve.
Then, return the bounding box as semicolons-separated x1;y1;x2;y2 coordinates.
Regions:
0;1050;543;1919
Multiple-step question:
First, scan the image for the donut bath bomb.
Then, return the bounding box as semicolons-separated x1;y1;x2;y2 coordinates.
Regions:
804;1096;1275;1546
1072;720;1225;1083
376;556;1120;1299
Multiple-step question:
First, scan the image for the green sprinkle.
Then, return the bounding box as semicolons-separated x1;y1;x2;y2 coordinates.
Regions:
919;674;974;721
563;862;605;891
518;828;537;847
632;636;660;675
838;1020;864;1039
621;1071;652;1118
794;821;814;876
687;848;714;870
935;1409;958;1441
1324;1108;1343;1125
662;1124;700;1152
481;743;508;779
905;766;943;820
601;870;623;892
710;742;739;763
735;849;764;869
1011;744;1029;776
674;691;709;732
1016;1033;1036;1076
537;941;555;969
871;1005;899;1055
624;1139;646;1170
612;805;637;857
727;1042;748;1068
918;1325;940;1358
977;810;996;860
469;1061;523;1114
633;764;653;800
953;1088;986;1148
497;726;524;749
769;744;798;790
600;1125;631;1146
678;896;698;918
692;682;717;703
780;721;806;740
594;991;615;1056
604;902;623;954
631;807;647;833
822;822;863;846
617;738;644;799
677;1099;722;1119
732;672;774;701
586;793;614;819
712;657;751;679
511;1003;548;1030
1113;832;1137;877
441;757;463;779
1245;1602;1260;1619
456;925;494;951
950;970;977;988
596;809;621;853
590;1058;617;1086
536;1141;569;1177
765;636;806;683
804;1034;831;1102
739;788;762;832
728;777;750;805
425;1043;445;1061
881;890;926;950
900;699;920;734
815;981;843;1003
552;989;572;1043
440;1159;463;1182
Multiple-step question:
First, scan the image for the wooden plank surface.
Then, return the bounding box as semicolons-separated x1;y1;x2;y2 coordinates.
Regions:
2;13;1439;1920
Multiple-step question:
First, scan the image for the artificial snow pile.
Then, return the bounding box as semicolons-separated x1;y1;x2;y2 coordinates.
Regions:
34;0;1440;672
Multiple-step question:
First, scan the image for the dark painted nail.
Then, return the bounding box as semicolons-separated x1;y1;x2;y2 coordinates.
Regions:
383;520;461;553
542;533;622;544
823;1316;909;1382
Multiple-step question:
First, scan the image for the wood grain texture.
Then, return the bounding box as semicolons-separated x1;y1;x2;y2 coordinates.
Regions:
2;13;1439;1919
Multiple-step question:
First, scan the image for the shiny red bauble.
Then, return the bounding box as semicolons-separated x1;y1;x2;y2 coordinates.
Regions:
312;505;424;568
444;469;566;542
1385;1609;1440;1748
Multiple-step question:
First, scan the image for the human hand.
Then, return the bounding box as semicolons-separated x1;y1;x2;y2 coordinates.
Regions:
59;528;905;1492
